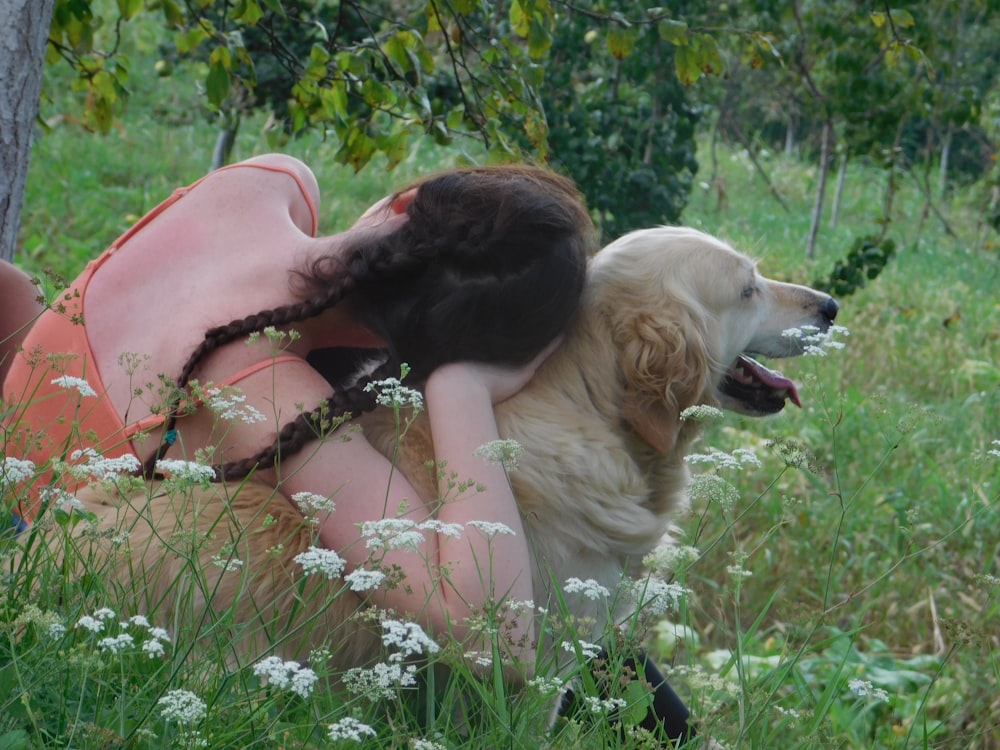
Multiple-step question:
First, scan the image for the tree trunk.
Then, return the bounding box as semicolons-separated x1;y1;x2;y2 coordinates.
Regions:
806;119;833;258
0;0;55;263
830;152;848;229
938;124;953;197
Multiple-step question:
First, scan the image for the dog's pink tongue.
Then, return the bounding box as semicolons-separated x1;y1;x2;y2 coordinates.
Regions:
739;355;802;408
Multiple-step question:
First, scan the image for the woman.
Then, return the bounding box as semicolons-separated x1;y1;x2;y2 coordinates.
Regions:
2;154;593;650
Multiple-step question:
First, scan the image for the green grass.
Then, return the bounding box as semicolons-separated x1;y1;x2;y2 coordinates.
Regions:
4;25;1000;749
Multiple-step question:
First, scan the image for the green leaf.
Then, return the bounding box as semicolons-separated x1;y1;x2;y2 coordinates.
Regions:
116;0;142;21
175;25;211;54
527;19;553;59
234;0;264;25
694;33;724;76
510;0;530;37
606;27;635;60
0;729;31;750
658;18;687;46
206;58;230;108
675;44;701;85
621;680;654;725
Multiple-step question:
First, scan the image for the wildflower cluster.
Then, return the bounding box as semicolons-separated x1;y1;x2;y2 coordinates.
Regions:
252;655;319;699
1;456;36;486
680;404;725;422
475;438;524;470
57;448;141;482
625;577;689;616
292;490;336;514
781;324;850;357
847;678;890;703
158;689;207;724
364;377;424;412
327;716;377;743
50;375;97;398
74;609;172;659
564;577;611;601
643;543;700;575
561;639;602;660
344;568;386;592
988;440;1000;459
685;447;761;470
294;546;347;579
342;619;438;701
154;458;216;485
204;384;267;424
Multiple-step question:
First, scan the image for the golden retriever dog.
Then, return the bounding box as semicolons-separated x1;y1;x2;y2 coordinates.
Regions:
63;226;838;672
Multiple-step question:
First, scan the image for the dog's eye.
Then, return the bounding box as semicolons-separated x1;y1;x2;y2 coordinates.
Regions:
741;284;757;299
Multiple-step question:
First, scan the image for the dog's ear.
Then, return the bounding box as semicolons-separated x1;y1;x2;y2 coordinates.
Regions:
617;303;712;455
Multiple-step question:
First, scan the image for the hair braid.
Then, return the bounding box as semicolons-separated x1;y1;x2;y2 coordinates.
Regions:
216;356;400;480
139;275;361;478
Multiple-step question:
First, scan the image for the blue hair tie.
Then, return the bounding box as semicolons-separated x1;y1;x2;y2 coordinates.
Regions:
164;429;177;446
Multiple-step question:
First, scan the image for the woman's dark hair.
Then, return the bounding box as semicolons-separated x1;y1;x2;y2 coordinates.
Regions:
141;164;594;479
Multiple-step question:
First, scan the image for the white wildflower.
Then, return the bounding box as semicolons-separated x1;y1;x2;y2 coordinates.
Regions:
40;487;86;513
50;375;97;398
76;615;106;634
210;555;243;572
464;650;493;668
680;404;725;422
685;447;760;470
988;440;1000;459
416;519;463;538
364;377;424;412
782;324;849;357
294;546;346;579
1;456;36;485
327;717;377;743
726;564;753;579
381;620;440;658
360;518;424;552
143;639;167;658
626;577;689;615
643;543;700;574
410;740;448;750
127;615;151;629
158;689;207;724
527;676;566;694
343;661;418;700
98;633;135;654
252;656;319;699
563;577;610;601
583;695;627;714
561;640;602;660
465;520;515;538
848;678;889;703
344;569;386;592
205;386;267;424
65;449;141;481
292;491;336;514
48;622;67;640
689;473;740;512
155;459;216;483
475;439;523;470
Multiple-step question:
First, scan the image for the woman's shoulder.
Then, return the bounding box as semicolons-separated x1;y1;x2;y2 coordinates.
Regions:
215;154;321;235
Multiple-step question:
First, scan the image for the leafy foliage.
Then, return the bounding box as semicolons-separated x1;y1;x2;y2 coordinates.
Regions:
812;234;896;298
542;10;700;240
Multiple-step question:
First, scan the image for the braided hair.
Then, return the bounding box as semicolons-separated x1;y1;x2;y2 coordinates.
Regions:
142;164;594;479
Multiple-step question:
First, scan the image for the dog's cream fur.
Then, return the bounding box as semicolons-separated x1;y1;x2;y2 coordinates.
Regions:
66;226;837;669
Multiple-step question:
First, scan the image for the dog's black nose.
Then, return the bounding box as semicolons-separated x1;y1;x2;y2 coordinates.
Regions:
822;296;839;323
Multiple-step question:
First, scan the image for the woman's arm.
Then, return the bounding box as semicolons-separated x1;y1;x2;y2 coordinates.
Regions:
215;356;541;657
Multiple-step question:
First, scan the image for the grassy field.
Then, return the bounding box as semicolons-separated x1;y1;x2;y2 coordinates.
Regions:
3;25;1000;749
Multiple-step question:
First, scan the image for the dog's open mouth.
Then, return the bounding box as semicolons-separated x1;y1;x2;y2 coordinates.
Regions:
719;355;801;415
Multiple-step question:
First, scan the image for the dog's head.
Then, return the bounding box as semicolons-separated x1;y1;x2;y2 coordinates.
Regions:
589;226;839;454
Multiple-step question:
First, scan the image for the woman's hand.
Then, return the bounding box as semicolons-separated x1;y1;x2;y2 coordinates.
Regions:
426;336;563;405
